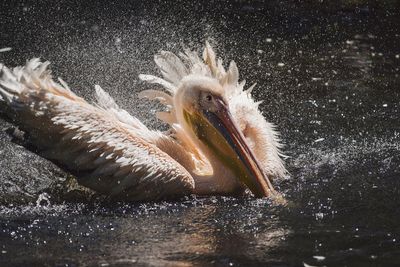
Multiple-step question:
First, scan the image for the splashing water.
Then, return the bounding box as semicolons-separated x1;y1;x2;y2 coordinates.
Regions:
0;0;399;266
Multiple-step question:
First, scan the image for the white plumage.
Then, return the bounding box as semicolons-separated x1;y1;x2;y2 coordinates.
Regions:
0;43;286;201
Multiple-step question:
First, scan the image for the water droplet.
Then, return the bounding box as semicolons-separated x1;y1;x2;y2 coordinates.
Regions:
0;47;12;53
313;255;325;261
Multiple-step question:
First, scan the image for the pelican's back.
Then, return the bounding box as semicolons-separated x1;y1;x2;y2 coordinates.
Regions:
0;59;194;201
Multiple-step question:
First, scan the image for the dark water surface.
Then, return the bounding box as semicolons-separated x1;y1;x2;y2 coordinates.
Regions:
0;0;400;266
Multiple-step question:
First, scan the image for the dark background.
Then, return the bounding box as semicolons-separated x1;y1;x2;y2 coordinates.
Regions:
0;0;400;266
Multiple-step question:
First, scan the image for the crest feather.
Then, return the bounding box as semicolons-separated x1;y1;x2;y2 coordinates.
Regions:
154;51;188;87
139;43;255;127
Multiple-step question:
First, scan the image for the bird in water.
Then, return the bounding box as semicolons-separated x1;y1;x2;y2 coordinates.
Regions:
0;43;287;202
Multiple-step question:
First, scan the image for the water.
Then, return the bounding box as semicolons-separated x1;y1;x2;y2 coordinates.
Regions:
0;0;399;266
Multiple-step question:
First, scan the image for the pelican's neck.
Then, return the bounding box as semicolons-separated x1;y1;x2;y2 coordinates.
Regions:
190;142;246;196
170;90;246;195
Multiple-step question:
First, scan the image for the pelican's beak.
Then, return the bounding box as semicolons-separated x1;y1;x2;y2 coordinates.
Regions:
184;97;276;198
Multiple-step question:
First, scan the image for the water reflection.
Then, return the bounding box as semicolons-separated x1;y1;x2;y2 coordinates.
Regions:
89;200;292;266
170;200;291;266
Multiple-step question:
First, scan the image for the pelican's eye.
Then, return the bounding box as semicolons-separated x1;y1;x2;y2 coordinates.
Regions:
199;91;218;112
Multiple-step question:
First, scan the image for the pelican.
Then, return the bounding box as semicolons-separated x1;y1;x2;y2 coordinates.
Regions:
0;43;286;202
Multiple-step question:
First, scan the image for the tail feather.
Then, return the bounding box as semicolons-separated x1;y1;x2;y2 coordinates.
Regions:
0;66;24;102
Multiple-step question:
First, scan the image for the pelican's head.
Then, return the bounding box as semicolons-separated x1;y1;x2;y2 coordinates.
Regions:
139;42;285;199
174;76;275;197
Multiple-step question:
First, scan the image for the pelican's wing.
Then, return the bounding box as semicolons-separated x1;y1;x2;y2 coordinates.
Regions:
0;59;194;201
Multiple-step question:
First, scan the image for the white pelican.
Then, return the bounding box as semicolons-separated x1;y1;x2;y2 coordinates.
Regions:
0;43;286;202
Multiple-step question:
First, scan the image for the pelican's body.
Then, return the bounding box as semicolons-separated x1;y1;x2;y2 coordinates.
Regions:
0;44;286;202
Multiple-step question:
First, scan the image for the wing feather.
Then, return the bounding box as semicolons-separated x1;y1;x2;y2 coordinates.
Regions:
0;59;195;201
